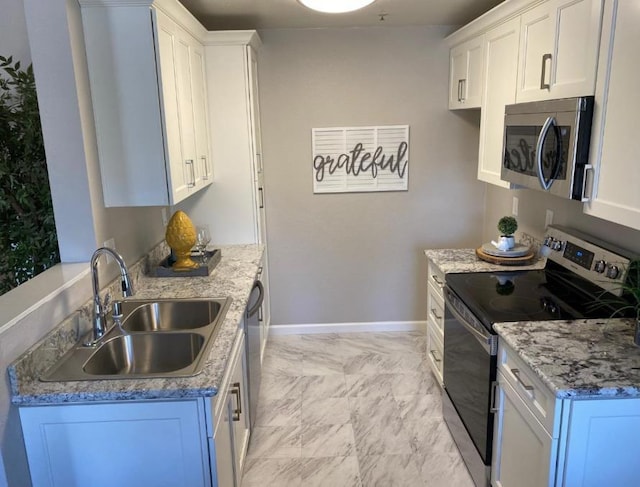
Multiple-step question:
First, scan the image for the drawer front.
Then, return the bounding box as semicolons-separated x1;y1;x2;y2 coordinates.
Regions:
427;260;445;300
427;283;445;335
427;324;444;388
497;342;557;436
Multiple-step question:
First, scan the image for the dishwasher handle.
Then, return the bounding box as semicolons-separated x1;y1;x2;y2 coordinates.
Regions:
246;280;264;318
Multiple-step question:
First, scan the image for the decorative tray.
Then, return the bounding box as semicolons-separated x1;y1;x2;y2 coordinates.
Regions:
475;246;536;266
152;249;221;277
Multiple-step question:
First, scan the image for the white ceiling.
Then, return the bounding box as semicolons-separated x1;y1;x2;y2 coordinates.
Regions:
179;0;504;31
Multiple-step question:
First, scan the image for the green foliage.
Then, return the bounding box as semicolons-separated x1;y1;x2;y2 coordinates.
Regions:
0;55;59;295
497;216;518;236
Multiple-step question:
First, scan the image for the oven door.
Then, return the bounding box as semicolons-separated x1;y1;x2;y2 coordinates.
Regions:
501;111;579;199
443;286;498;485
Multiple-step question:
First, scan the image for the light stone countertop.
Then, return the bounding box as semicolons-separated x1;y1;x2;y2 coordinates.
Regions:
9;244;263;405
494;319;640;399
424;248;546;273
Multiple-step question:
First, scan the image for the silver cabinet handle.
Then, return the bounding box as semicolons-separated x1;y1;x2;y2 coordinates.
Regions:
511;368;534;391
460;78;466;102
490;381;499;413
430;307;442;321
431;275;444;287
457;79;462;102
185;160;195;188
540;53;552;90
429;349;442;364
201;156;209;180
231;382;242;421
258;187;264;209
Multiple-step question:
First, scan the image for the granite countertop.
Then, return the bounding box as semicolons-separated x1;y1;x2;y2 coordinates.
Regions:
494;319;640;399
424;248;546;273
9;244;263;405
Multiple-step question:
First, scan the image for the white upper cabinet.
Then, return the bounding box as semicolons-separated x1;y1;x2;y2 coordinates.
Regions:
203;32;266;245
584;0;640;231
449;36;485;109
516;0;603;102
477;17;520;188
79;0;211;207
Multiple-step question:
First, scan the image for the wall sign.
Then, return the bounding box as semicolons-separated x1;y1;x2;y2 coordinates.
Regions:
312;125;409;193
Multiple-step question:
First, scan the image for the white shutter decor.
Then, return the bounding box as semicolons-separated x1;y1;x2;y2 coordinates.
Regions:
312;125;409;193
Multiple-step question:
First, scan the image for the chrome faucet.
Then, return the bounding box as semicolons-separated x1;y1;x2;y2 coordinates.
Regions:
86;247;134;346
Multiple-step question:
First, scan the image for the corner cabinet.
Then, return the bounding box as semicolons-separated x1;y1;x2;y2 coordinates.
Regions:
516;0;603;103
425;258;445;387
19;330;250;487
583;0;640;231
79;0;212;207
449;36;484;109
492;340;640;486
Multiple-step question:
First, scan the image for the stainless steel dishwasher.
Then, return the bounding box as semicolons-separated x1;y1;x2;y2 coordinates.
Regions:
245;270;264;429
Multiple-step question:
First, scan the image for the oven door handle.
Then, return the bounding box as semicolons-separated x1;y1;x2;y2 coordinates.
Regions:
445;292;497;356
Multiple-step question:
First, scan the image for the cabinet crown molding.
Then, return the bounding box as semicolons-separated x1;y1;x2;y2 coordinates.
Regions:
447;0;546;46
203;30;262;49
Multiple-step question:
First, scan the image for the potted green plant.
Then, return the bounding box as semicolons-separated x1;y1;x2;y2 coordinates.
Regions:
492;216;518;251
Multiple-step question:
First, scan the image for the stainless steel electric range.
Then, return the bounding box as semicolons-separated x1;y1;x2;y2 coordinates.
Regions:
442;225;636;487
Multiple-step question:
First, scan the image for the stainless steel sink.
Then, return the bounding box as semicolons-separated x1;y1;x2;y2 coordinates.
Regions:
41;297;231;381
119;299;224;331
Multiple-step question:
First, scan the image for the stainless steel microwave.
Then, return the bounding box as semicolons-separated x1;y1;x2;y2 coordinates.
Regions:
501;96;594;201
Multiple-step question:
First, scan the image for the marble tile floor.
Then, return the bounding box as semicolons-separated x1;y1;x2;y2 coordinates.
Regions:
240;332;475;487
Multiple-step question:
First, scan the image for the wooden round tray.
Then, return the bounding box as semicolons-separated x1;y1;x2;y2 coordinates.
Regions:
475;247;536;266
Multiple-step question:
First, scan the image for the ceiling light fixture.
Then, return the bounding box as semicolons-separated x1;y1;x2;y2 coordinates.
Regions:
298;0;377;14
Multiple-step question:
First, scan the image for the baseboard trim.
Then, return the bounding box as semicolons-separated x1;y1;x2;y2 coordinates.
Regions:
269;320;427;336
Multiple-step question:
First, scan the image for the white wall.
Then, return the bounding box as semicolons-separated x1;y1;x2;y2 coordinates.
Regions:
258;27;486;326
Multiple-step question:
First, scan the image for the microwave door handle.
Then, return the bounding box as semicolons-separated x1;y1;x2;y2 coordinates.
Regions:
536;116;556;191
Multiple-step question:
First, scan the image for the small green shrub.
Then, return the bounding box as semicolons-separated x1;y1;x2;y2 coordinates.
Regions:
497;216;518;236
0;55;59;295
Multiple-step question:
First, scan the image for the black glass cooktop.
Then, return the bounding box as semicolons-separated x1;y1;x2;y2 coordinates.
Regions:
445;262;621;329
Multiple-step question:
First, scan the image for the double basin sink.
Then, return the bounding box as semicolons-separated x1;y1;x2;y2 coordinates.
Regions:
42;297;231;381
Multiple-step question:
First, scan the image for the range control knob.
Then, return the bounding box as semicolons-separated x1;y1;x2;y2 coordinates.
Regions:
551;239;564;251
606;264;620;279
594;260;606;273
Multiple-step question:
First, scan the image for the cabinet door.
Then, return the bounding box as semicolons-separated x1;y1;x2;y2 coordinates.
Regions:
584;0;640;230
478;18;520;188
247;46;267;246
230;338;250;479
562;397;640;486
155;11;191;204
449;36;484;109
517;0;602;102
213;396;237;487
191;43;213;185
20;400;210;487
492;374;556;487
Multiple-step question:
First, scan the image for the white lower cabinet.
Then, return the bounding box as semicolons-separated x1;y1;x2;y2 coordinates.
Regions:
426;258;445;387
20;400;211;487
492;340;640;486
19;331;250;487
492;372;557;487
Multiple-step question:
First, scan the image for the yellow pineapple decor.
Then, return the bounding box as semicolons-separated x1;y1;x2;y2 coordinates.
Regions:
165;210;198;271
